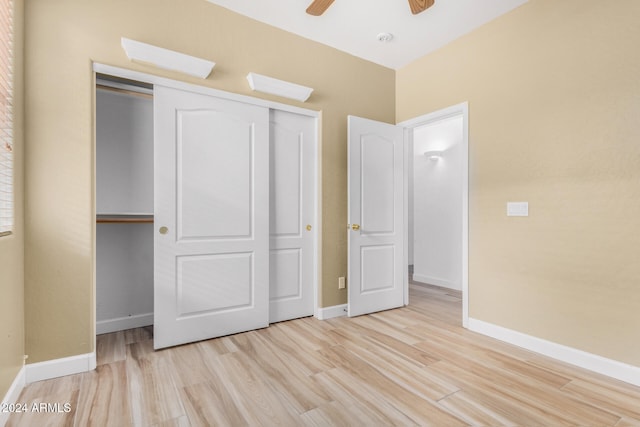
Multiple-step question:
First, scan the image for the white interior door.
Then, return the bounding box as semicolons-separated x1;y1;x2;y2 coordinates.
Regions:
154;85;269;349
269;110;316;322
348;115;405;317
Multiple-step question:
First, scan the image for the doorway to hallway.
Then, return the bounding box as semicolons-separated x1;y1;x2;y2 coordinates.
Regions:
400;102;469;327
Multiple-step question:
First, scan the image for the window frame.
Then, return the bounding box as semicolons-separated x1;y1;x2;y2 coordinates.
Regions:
0;0;14;237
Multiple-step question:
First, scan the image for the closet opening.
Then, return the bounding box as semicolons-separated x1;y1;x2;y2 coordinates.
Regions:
95;75;155;335
93;65;320;349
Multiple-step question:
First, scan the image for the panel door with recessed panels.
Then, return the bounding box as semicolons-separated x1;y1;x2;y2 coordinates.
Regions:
269;109;316;323
348;115;405;317
153;85;269;349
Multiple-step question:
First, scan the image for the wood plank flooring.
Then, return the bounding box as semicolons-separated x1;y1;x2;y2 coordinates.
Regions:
8;283;640;426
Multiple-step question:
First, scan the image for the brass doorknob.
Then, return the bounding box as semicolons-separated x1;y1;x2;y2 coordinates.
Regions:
351;224;360;231
159;226;169;235
306;225;312;231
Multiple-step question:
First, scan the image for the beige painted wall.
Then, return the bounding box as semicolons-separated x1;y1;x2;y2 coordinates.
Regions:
398;0;640;366
24;0;394;362
0;0;24;399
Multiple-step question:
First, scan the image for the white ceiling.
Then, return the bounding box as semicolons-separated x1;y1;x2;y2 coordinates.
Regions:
205;0;528;70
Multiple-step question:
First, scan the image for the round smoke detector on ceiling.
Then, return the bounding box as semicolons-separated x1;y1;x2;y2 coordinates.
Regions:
377;32;394;43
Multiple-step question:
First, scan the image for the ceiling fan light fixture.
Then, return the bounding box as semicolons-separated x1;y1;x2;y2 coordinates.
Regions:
377;32;394;43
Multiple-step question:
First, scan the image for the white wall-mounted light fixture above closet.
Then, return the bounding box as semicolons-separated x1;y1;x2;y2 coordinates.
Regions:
121;38;215;79
246;72;313;102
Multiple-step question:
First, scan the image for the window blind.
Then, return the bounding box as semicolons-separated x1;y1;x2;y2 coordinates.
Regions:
0;0;14;236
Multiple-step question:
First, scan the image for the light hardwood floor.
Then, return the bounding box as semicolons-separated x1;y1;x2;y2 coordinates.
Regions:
8;283;640;426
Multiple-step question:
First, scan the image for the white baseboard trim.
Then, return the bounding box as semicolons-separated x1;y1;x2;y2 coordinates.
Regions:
1;366;26;426
96;313;153;335
413;274;461;291
468;317;640;387
25;352;96;384
316;304;347;320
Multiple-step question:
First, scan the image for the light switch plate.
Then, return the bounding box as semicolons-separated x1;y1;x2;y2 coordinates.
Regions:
507;202;529;217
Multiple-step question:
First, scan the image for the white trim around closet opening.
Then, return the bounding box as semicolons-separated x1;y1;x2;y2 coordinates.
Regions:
92;63;320;119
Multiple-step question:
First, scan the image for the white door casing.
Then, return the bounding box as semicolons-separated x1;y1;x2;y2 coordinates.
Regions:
399;102;469;328
154;85;269;349
348;115;405;317
269;110;316;323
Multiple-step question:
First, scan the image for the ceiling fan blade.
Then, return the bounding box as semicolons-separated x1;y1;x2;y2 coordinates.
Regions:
306;0;335;16
408;0;435;15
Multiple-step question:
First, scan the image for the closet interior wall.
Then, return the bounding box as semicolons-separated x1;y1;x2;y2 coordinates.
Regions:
95;80;154;334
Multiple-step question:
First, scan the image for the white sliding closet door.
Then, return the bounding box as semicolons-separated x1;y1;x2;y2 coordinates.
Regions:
154;85;269;349
269;110;316;323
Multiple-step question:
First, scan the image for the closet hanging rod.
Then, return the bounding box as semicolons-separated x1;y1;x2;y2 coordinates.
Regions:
96;214;154;224
96;83;153;99
96;74;153;96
